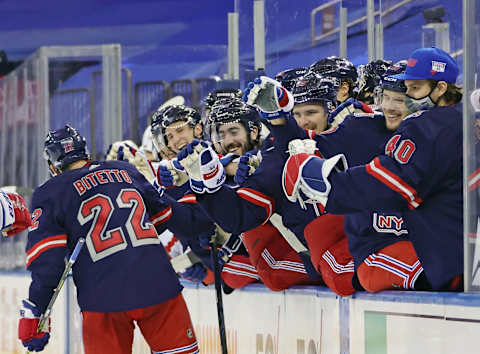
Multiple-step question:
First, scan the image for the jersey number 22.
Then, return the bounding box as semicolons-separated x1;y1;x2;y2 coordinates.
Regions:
77;188;159;262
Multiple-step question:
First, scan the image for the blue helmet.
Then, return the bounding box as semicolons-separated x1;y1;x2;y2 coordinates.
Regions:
357;59;393;103
204;88;243;111
206;97;262;149
380;60;407;93
292;72;339;113
309;56;358;83
150;104;201;149
44;125;90;172
207;97;261;134
274;67;308;92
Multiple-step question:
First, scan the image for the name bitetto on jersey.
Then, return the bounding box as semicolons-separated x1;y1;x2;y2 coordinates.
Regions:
73;167;133;196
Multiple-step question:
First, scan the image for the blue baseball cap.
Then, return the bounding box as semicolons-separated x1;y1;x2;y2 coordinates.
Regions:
391;47;458;83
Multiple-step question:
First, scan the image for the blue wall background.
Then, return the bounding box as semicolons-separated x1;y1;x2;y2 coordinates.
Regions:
0;0;463;86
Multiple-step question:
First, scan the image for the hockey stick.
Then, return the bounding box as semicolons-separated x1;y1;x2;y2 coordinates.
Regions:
37;237;86;332
26;238;85;354
269;213;321;280
211;232;228;354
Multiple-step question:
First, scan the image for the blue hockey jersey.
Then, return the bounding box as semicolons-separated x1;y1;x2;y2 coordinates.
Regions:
325;105;463;289
196;135;323;245
269;113;409;269
26;160;182;312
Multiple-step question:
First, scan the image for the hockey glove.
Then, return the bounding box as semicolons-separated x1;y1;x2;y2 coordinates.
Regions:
199;147;226;193
217;234;243;267
1;191;32;237
243;76;294;120
104;140;138;161
18;299;50;352
234;152;262;185
329;97;373;126
178;140;212;194
282;153;347;209
181;263;208;283
157;159;189;187
287;139;318;156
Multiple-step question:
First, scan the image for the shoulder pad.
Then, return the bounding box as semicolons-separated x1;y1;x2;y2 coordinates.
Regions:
403;110;426;121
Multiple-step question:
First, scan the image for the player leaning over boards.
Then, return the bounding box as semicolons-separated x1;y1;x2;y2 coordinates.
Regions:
246;61;437;292
280;47;463;291
18;126;199;353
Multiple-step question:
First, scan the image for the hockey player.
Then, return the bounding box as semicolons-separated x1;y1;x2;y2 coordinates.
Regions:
149;103;260;290
18;125;198;353
309;56;373;127
179;74;356;295
309;56;357;104
280;47;464;291
245;62;436;292
0;190;32;237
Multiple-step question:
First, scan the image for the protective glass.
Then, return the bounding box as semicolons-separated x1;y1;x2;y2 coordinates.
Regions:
378;90;408;114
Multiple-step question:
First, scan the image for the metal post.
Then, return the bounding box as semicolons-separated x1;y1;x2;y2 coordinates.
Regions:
21;66;28;188
367;0;375;61
38;48;50;184
228;12;240;80
10;75;18;186
463;0;475;293
375;23;384;60
253;0;266;70
102;44;122;151
339;6;348;58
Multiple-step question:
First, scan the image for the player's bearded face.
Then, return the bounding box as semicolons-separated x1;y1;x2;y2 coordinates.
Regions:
380;90;409;131
292;103;328;132
217;122;252;155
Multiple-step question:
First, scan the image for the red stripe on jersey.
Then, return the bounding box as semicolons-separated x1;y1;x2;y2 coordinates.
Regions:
468;167;480;191
150;207;172;226
26;234;68;268
177;194;197;204
366;157;422;209
237;188;275;225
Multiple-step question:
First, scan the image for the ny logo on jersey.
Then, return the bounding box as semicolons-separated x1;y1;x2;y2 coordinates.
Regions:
372;212;408;236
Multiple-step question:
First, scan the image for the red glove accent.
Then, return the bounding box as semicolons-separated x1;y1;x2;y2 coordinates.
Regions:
359;101;374;113
18;317;50;342
5;193;32;237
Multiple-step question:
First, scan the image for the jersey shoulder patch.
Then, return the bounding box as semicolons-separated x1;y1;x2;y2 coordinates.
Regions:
403;110;426;121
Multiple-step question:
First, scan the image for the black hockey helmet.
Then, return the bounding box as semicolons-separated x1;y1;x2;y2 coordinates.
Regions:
357;59;393;103
309;56;358;82
44;125;90;173
291;72;339;113
207;97;262;147
274;67;308;92
150;104;201;151
204;88;243;112
380;60;407;93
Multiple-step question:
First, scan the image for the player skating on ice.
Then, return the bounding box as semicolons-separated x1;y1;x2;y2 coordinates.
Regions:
18;125;198;353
